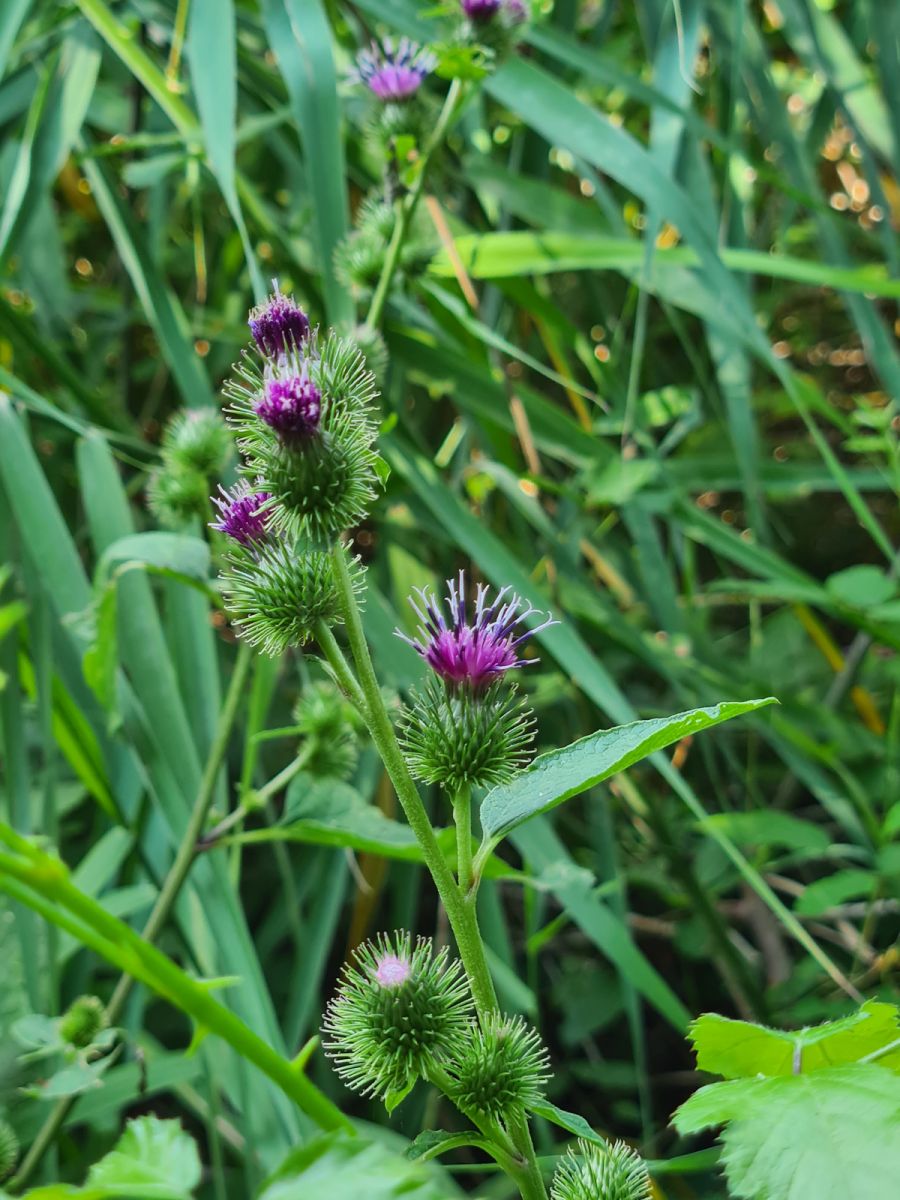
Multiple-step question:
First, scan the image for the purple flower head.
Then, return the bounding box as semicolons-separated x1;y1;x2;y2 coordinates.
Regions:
210;484;272;547
248;283;310;358
396;570;557;692
354;38;436;102
374;952;412;989
461;0;502;19
254;363;322;440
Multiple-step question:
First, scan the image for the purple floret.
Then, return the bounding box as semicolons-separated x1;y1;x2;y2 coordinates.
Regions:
395;570;557;692
254;367;321;440
354;38;436;102
461;0;502;18
211;484;272;546
248;284;310;358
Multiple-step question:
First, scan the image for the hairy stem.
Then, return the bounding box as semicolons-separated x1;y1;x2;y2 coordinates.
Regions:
364;78;463;332
321;545;547;1199
453;784;474;895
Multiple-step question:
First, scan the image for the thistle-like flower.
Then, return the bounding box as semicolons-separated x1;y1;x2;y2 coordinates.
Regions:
210;483;272;547
446;1014;550;1120
293;681;362;780
255;365;322;441
395;571;556;692
354;38;436;102
146;463;210;529
550;1140;652;1200
322;932;473;1104
58;995;108;1050
399;677;534;791
248;284;310;359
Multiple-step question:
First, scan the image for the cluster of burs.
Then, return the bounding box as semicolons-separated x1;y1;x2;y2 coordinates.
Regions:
323;932;652;1200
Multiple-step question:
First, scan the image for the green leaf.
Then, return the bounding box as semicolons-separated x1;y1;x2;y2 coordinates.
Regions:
825;564;896;609
87;1116;202;1198
702;811;830;857
259;1131;454;1200
673;1065;900;1200
528;1100;607;1148
480;699;776;844
795;869;877;917
687;1001;900;1080
97;533;210;588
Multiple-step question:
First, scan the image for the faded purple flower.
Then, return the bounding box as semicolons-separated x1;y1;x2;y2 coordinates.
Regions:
461;0;502;19
374;953;412;989
248;284;310;358
254;365;321;439
396;570;556;691
354;38;436;102
211;484;272;546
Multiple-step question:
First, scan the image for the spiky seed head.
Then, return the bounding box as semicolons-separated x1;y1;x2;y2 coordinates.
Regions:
0;1119;18;1181
446;1014;550;1119
293;681;362;780
220;540;363;655
162;408;232;476
147;464;210;528
550;1140;652;1200
399;677;534;792
322;932;474;1102
58;995;108;1049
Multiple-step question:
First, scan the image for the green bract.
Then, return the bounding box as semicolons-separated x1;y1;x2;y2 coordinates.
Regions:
550;1139;652;1200
322;932;473;1105
162;409;231;476
58;994;107;1050
221;540;363;654
399;678;534;791
293;681;362;781
446;1013;549;1119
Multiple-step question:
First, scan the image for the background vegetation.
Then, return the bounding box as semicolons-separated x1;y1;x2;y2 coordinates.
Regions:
0;0;898;1196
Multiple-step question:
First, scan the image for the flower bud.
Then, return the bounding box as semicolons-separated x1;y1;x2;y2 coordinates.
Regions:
323;932;473;1104
59;994;107;1049
220;539;363;654
446;1013;549;1119
551;1140;652;1200
162;408;231;476
147;464;210;528
399;677;534;792
293;681;362;780
0;1119;18;1181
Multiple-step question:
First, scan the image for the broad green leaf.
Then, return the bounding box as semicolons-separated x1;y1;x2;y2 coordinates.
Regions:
825;564;896;609
86;1116;201;1198
795;869;877;917
702;812;830;857
688;1001;900;1079
97;533;210;588
673;1065;900;1200
528;1100;606;1148
480;699;776;844
259;1132;454;1200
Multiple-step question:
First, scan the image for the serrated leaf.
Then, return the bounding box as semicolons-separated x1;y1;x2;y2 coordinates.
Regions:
688;1001;900;1079
673;1065;900;1200
87;1115;201;1198
480;699;776;843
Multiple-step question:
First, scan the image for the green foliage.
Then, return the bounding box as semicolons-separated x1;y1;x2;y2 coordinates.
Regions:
674;1004;900;1199
258;1132;453;1200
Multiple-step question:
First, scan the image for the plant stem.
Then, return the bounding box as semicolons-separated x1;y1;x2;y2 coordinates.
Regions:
320;546;548;1199
453;785;474;895
9;642;253;1192
364;78;463;332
